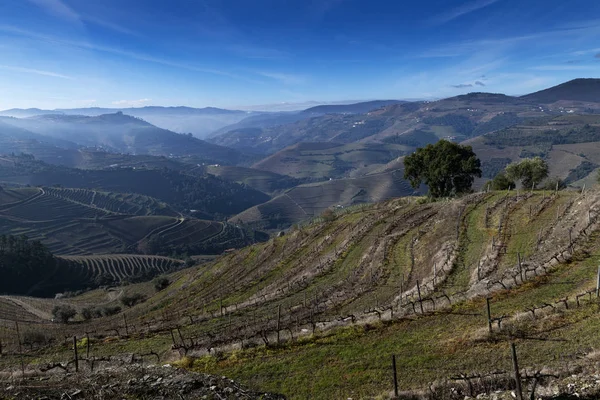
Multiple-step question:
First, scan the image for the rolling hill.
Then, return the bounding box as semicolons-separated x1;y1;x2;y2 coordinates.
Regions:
0;113;247;164
0;156;270;219
251;141;411;179
0;186;262;257
0;106;252;138
520;78;600;104
466;114;600;187
2;189;600;398
301;100;404;114
204;165;300;195
230;168;417;229
209;80;600;158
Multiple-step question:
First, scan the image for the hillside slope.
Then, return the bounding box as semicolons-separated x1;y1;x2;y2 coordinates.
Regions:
230;168;418;229
251;142;410;179
2;189;600;398
0;113;246;164
0;156;270;219
466;114;600;185
0;187;259;256
521;78;600;103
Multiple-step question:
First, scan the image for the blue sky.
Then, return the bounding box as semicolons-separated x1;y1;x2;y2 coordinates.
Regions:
0;0;599;110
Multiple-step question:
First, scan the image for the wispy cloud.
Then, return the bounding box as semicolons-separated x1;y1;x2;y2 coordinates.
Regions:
419;24;600;59
27;0;79;22
451;83;473;88
596;53;600;59
253;71;308;85
227;45;290;60
429;0;501;25
570;47;600;56
26;0;138;36
112;98;152;107
529;64;599;71
0;64;74;79
0;25;257;82
475;81;486;86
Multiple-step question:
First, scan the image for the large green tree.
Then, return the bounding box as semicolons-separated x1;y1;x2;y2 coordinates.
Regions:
504;157;549;189
403;140;482;198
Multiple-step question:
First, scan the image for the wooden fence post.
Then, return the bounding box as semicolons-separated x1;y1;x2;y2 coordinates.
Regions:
392;354;399;398
86;333;90;359
517;252;523;282
123;315;129;336
73;336;79;373
15;321;24;378
510;342;523;400
416;280;424;314
486;298;492;334
596;265;600;297
276;305;281;345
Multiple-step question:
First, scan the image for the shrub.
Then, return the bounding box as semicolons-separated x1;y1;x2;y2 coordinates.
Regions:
81;307;94;321
153;276;170;292
489;172;515;190
101;305;122;316
120;293;146;308
52;305;77;323
543;176;566;191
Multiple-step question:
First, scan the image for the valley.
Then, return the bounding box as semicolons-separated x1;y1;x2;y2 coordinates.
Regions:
2;78;600;398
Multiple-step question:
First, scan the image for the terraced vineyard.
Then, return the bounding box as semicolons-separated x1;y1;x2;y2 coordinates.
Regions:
59;254;184;284
0;187;257;255
43;187;179;217
232;168;415;229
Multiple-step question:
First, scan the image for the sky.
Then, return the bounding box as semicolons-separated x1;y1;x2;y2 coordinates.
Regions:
0;0;599;110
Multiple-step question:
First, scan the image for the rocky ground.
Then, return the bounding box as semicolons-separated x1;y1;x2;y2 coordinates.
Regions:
0;365;285;399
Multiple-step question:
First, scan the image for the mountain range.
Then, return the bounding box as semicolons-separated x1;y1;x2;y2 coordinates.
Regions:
2;78;600;231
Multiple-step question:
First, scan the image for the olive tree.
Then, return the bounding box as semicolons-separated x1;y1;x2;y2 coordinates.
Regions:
403;140;482;198
504;157;549;189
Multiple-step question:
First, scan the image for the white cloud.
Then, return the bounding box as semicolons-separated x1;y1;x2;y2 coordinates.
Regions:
0;64;74;79
112;99;152;107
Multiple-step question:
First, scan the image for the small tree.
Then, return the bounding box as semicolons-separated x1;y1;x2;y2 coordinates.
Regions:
121;293;146;308
489;172;515;191
321;208;336;222
404;140;481;198
153;276;170;292
505;157;549;189
52;305;77;323
543;176;566;191
101;305;121;316
81;307;95;321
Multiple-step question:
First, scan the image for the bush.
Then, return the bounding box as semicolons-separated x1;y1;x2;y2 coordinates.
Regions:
52;305;77;323
81;307;94;321
153;276;170;292
120;293;146;308
101;305;122;316
543;176;566;191
489;172;515;191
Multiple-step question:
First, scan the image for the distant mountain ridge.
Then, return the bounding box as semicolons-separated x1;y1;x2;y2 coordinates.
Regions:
520;78;600;103
0;106;247;117
0;112;248;165
302;100;404;114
